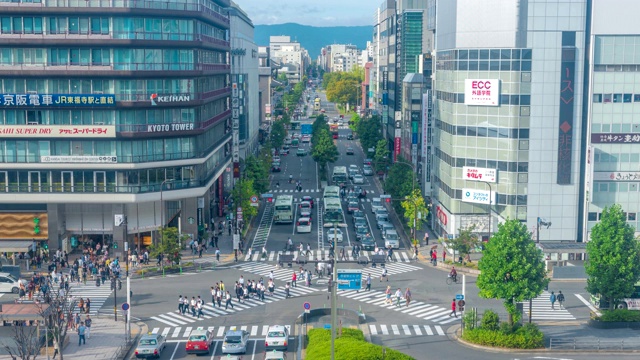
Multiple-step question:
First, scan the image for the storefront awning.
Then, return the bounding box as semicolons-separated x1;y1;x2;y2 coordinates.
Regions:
0;240;36;252
537;242;587;254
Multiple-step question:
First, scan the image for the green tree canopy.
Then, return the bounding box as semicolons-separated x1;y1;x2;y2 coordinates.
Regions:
443;225;480;261
349;113;361;132
311;128;339;174
373;139;389;173
243;155;270;194
586;204;640;310
477;219;548;324
270;119;287;150
400;188;429;242
148;227;188;266
231;179;258;220
356;115;382;153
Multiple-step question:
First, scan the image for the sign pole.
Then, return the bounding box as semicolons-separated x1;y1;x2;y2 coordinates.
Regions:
330;242;337;360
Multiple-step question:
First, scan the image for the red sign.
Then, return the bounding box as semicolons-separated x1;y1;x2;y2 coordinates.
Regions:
436;206;448;226
394;137;401;161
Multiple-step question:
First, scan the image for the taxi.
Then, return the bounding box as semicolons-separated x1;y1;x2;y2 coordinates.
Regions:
135;333;166;359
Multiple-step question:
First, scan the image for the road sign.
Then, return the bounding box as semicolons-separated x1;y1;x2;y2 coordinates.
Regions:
303;302;311;310
337;269;362;290
456;294;464;300
250;195;259;207
122;303;129;311
188;217;195;224
261;193;274;199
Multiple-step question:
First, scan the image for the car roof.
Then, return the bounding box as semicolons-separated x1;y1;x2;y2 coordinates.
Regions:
224;330;245;337
300;201;311;205
298;217;311;222
267;325;288;331
140;334;162;341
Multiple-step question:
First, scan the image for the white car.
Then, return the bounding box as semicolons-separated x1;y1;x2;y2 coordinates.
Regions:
265;325;289;351
371;198;384;213
299;201;312;218
353;174;364;184
383;229;400;249
326;228;344;243
296;217;312;233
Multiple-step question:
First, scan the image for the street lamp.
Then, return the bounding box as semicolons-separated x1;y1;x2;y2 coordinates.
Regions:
536;217;552;243
323;221;347;360
159;179;174;232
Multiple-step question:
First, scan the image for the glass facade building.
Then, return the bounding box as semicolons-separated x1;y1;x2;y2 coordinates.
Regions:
0;0;232;251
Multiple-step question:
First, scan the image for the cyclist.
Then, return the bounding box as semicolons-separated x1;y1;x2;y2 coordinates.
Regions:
289;174;293;183
287;237;293;251
449;267;458;283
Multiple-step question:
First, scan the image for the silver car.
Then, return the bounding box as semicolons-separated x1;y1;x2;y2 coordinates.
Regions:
363;165;374;176
221;329;249;354
135;334;166;359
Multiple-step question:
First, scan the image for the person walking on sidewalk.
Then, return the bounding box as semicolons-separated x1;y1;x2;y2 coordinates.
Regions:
442;249;447;263
394;288;403;307
404;288;412;307
449;298;457;318
557;291;565;309
412;245;419;261
215;248;220;262
424;232;429;245
84;315;92;339
365;274;371;291
550;291;557;310
77;322;87;346
225;291;234;309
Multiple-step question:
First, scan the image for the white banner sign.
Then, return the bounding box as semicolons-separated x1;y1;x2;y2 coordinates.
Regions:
463;166;497;183
594;171;640;182
0;125;115;138
462;188;495;205
41;155;117;163
464;79;500;106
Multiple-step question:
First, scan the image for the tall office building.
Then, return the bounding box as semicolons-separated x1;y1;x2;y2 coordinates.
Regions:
0;0;232;252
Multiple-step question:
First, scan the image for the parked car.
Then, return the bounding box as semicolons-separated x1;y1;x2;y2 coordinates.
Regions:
185;329;214;355
383;229;400;249
353;174;364;184
265;325;289;351
296;217;312;233
135;334;166;359
326;228;344;243
347;200;360;214
301;195;314;208
221;329;249;354
346;147;354;155
363;165;374;176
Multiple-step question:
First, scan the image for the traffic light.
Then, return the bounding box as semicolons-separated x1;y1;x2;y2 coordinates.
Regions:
43;243;48;250
113;242;118;249
385;198;391;203
267;197;273;203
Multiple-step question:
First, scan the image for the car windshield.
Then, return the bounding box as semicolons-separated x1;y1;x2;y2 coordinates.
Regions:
225;336;242;343
140;339;157;346
349;202;358;207
188;335;207;342
268;331;286;337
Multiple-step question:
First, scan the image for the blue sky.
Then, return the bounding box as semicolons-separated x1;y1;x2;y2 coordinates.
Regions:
232;0;378;27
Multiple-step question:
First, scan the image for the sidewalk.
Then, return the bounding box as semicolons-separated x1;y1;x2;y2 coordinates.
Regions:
60;316;134;360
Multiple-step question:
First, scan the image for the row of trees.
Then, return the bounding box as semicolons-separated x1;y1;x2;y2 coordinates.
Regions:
323;67;363;109
310;114;338;180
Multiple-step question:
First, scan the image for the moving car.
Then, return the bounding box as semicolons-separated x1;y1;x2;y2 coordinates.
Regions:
135;334;166;359
301;135;311;143
347;200;360;214
379;222;395;233
296;148;307;156
361;234;376;251
347;133;354;140
299;201;312;218
265;325;289;351
301;195;314;208
363;158;372;165
271;162;281;172
363;165;374;176
296;217;312;233
348;165;359;179
0;273;24;294
383;229;400;249
281;145;290;155
265;350;287;360
375;208;389;218
222;328;249;354
326;228;344;243
353;174;365;184
371;198;384;214
346;147;354;155
351;210;365;224
354;217;368;229
355;224;369;241
375;213;390;229
185;329;214;355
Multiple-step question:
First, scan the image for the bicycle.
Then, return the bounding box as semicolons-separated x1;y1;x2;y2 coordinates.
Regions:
446;274;461;285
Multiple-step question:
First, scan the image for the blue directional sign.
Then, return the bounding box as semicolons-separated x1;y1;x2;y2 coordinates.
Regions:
456;294;464;301
337;269;362;290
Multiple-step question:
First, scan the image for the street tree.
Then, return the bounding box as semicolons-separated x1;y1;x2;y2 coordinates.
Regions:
243;156;269;194
270;119;286;150
311;128;339;175
443;225;480;262
349;113;361;132
400;188;429;244
373;139;389;173
231;178;258;220
3;321;43;360
477;219;548;325
148;227;188;266
356;115;382;153
586;204;640;310
383;156;414;200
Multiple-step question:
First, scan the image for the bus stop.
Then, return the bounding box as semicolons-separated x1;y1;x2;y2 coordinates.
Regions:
537;242;588;278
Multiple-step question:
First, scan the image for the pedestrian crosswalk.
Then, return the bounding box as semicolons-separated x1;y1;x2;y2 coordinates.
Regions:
68;283;113;316
368;324;446;336
242;250;417;263
149;287;315;327
337;289;458;325
521;291;576;321
150;324;291;340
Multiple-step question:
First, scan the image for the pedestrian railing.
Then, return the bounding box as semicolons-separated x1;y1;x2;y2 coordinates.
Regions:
549;338;640;351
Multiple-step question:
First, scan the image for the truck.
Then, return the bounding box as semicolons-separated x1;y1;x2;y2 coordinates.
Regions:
329;124;339;139
301;124;312;135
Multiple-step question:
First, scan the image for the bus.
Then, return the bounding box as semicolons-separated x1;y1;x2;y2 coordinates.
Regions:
591;282;640;310
323;185;341;199
329;123;339;139
323;197;344;224
331;166;348;187
314;98;321;111
274;195;294;224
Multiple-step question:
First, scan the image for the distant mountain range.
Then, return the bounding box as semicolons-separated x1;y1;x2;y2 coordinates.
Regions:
254;23;373;59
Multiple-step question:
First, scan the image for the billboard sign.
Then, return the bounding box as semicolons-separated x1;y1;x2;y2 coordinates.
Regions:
0;94;115;107
462;166;497;183
0;125;115;138
464;79;500;106
337;269;362;290
41;155;117;163
462;188;495;205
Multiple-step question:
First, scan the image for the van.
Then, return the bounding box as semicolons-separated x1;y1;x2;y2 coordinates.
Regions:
0;272;24;294
383;229;400;249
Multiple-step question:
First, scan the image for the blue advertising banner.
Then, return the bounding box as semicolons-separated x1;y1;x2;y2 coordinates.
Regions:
337;269;362;290
0;94;116;107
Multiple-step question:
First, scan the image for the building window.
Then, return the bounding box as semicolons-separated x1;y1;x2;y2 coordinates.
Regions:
593;94;602;103
588;212;597;221
603;93;612;103
629;213;637;221
624;93;632;103
613;94;622;103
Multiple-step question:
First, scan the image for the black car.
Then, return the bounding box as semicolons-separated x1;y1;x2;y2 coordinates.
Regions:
361;235;376;251
347;134;354;140
346;147;354;155
271;165;281;172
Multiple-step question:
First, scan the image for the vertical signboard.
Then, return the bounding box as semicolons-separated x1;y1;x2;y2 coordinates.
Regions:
232;82;240;178
557;46;576;185
421;92;430;158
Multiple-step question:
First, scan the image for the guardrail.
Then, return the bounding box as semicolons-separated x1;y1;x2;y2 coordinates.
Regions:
549;338;640;351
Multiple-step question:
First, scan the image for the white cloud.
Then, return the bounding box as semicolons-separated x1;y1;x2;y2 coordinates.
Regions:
232;0;377;26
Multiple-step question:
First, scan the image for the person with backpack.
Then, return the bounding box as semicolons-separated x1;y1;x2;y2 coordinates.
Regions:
550;291;557;310
557;291;565;309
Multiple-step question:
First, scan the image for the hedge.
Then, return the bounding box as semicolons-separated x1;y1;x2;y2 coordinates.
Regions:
305;328;414;360
597;309;640;322
461;323;544;349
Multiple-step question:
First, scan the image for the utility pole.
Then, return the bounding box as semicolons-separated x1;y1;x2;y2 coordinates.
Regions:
330;222;338;359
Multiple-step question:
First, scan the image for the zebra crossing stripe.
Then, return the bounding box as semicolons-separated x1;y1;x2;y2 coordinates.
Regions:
435;326;445;336
250;326;258;336
402;325;411;335
380;325;389;335
399;303;432;313
413;325;422;336
183;327;192;338
424;325;433;336
369;325;377;335
422;309;452;320
217;327;226;337
438;316;461;325
151;316;180;327
391;325;400;335
172;327;181;338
